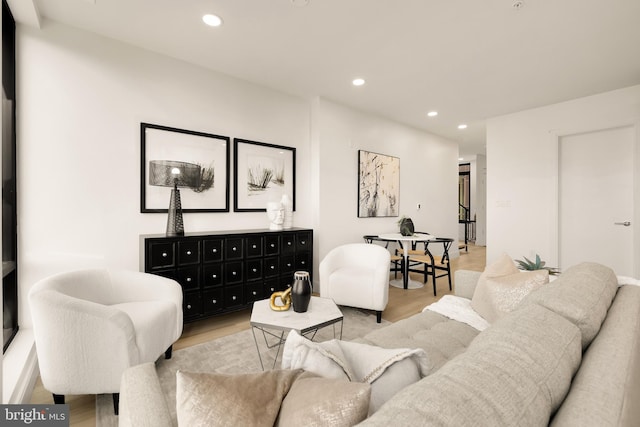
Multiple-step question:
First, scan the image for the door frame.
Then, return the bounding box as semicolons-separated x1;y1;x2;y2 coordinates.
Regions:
548;119;640;276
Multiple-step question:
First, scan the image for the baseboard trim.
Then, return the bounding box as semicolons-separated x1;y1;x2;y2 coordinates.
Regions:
2;328;39;404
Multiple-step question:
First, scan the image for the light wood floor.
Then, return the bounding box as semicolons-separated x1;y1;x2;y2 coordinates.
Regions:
30;244;486;426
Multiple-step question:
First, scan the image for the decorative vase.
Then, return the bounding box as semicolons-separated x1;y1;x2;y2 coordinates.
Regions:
399;217;414;236
291;271;312;313
281;194;293;229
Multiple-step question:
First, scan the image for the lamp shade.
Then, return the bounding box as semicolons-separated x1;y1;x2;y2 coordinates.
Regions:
149;160;201;188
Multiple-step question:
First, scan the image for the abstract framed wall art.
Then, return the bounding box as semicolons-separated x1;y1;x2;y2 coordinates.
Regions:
140;123;230;213
357;150;400;217
233;138;296;212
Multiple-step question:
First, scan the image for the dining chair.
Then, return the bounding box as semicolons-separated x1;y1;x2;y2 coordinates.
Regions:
363;235;403;278
407;237;454;296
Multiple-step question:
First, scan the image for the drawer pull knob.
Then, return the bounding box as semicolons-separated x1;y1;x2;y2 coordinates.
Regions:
212;299;217;304
162;252;168;257
252;268;257;272
270;243;275;248
232;247;237;251
232;271;237;276
288;242;292;246
270;288;275;292
187;304;192;309
186;277;192;282
301;241;306;245
287;263;292;267
271;266;275;270
186;250;192;255
252;291;257;295
301;261;306;265
252;244;257;249
212;274;217;279
212;249;217;253
232;296;237;301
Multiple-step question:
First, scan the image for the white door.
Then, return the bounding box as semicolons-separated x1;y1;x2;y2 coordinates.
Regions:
559;125;634;276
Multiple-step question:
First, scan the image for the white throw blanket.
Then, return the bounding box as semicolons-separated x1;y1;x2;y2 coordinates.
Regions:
281;330;430;414
618;276;640;286
423;294;490;331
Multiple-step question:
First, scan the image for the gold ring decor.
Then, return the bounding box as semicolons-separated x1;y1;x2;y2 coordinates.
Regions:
269;287;292;311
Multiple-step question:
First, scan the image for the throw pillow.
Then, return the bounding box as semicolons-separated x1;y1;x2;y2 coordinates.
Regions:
471;253;549;323
175;369;370;427
276;371;371;427
281;330;429;415
175;369;304;427
473;270;549;323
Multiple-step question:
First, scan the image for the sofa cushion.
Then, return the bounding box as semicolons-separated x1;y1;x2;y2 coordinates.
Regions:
551;285;640;427
520;262;618;349
358;309;479;374
175;369;370;427
359;304;582;426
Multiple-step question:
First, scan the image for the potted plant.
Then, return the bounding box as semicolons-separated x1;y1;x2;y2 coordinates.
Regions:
515;254;560;275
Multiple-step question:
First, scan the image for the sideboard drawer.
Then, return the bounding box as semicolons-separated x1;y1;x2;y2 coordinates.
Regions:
148;242;175;270
178;240;200;265
203;239;223;263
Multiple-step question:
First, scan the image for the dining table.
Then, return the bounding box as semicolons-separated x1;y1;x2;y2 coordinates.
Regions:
377;232;434;289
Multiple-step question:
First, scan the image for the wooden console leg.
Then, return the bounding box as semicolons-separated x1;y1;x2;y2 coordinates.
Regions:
376;311;382;323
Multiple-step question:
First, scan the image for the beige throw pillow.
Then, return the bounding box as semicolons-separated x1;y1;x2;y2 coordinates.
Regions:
176;369;304;427
471;253;549;323
175;369;370;427
276;372;371;426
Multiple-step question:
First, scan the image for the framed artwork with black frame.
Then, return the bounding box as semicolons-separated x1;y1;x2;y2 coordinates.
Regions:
233;138;296;212
140;122;230;213
357;150;400;218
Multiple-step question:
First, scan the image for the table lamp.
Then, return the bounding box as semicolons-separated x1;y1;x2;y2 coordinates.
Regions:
149;160;201;237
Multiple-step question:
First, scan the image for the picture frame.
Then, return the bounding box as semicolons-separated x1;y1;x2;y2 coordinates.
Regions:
233;138;296;212
357;150;400;218
140;123;230;213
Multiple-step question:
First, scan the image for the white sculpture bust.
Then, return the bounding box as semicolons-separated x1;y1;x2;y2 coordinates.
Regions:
266;202;284;231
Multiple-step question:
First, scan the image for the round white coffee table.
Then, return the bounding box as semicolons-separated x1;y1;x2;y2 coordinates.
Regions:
378;232;434;289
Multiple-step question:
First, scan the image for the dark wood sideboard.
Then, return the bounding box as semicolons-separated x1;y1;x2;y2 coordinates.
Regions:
140;228;313;323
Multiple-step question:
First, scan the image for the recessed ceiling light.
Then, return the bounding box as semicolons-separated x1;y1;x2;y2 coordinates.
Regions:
458;157;464;161
203;14;223;27
352;78;366;86
427;111;438;117
458;124;468;129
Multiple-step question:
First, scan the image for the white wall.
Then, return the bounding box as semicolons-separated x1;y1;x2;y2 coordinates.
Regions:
313;99;459;289
16;21;313;327
16;21;461;325
486;85;640;270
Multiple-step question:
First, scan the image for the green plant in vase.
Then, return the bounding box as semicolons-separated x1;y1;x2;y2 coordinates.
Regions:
515;254;560;275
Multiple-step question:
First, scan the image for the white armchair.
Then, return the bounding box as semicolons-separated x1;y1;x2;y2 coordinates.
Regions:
28;268;183;414
319;243;391;323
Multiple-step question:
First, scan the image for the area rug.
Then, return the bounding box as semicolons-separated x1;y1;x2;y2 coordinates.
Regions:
96;306;390;427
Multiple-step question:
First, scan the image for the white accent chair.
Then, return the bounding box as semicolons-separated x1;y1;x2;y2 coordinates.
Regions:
319;243;391;323
28;269;183;414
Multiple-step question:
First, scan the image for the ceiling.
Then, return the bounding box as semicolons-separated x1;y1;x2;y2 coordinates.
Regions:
9;0;640;157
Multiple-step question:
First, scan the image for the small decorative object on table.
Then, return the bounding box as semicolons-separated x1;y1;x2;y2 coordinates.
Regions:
281;194;293;229
291;271;312;313
266;201;285;230
515;254;560;275
269;287;292;311
398;216;415;236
